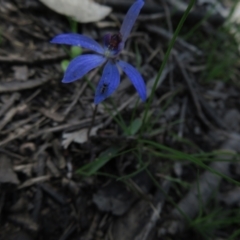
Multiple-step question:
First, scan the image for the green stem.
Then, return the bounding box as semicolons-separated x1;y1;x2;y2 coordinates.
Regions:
141;0;196;132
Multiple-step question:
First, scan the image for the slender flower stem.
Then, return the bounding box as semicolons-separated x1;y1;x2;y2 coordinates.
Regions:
87;104;98;141
141;0;196;133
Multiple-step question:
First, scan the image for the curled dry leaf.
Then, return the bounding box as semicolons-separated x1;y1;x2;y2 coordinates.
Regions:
39;0;111;23
62;123;104;148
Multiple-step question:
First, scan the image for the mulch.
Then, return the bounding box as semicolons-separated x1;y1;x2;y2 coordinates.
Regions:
0;0;240;240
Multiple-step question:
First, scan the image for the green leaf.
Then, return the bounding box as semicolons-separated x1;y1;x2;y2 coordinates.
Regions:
141;0;196;133
127;118;142;136
76;147;120;176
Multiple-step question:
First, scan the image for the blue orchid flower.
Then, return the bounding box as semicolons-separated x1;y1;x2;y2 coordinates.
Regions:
51;0;146;104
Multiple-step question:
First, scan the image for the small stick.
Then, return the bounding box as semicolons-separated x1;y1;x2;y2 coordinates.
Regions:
174;54;215;130
87;104;98;141
178;97;188;138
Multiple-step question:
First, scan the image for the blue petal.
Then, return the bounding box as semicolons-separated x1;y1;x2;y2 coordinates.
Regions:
118;60;146;101
94;61;120;104
51;33;104;54
63;54;106;83
120;0;144;42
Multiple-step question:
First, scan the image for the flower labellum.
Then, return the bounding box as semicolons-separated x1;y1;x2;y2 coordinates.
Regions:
51;0;146;104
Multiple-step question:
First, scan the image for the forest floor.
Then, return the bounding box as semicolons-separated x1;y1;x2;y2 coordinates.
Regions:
0;0;240;240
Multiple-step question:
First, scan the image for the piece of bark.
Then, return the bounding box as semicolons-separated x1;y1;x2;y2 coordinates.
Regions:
93;180;137;216
93;171;153;216
8;214;39;232
0;154;19;184
111;180;170;240
111;200;151;240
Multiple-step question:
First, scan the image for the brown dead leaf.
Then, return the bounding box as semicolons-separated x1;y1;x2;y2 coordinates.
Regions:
39;0;111;23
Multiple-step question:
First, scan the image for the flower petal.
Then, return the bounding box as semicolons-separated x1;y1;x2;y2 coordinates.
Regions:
51;33;104;54
118;60;146;101
120;0;144;42
94;61;120;104
63;54;106;83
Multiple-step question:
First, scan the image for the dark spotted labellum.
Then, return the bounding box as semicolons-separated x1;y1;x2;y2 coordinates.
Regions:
108;33;122;51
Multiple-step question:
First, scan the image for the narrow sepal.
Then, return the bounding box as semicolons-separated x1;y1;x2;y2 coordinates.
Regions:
51;33;104;54
120;0;144;42
62;54;106;83
118;60;146;101
94;61;120;104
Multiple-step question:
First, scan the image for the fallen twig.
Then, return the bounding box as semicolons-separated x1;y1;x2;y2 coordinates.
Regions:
0;77;52;93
